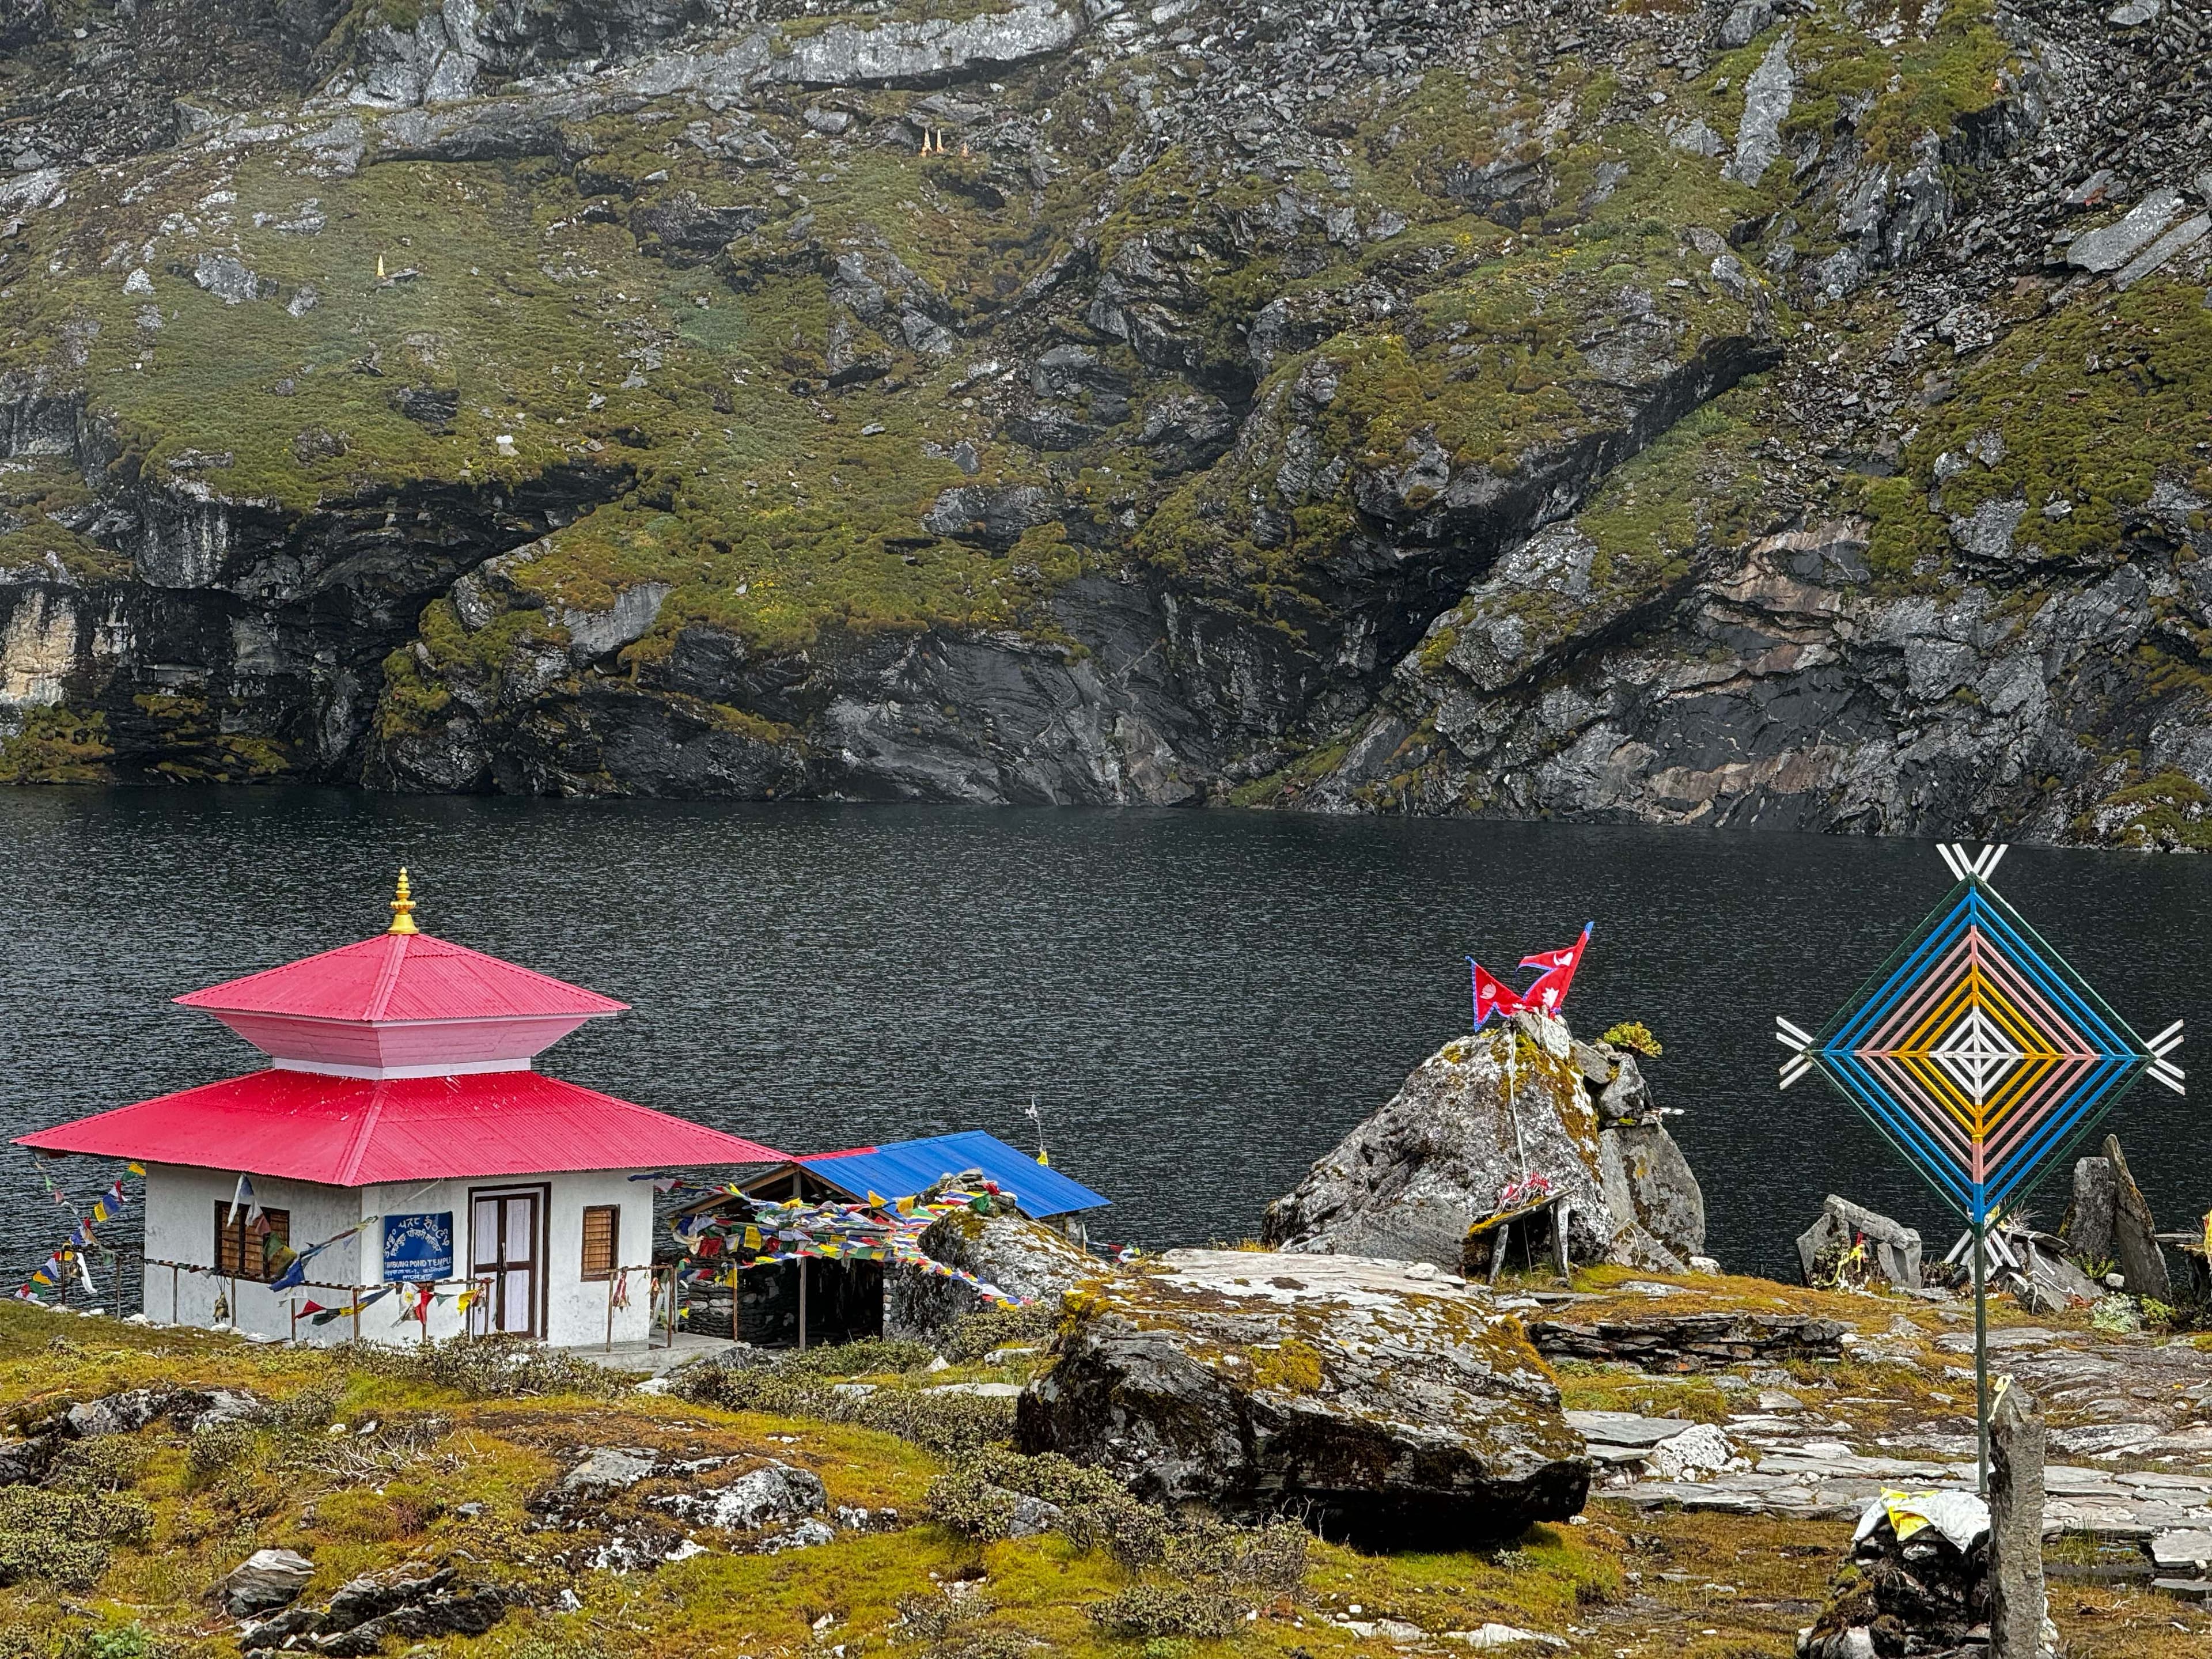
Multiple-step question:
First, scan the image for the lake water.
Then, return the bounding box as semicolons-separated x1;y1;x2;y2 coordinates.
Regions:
3;787;2208;1300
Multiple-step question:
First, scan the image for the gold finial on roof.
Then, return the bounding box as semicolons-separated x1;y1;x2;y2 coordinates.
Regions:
388;868;419;935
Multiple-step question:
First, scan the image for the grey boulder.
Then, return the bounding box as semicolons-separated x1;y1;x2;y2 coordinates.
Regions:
888;1207;1094;1338
1796;1195;1923;1289
217;1548;316;1618
1017;1249;1590;1545
2061;1154;2119;1264
653;1460;825;1531
1261;1013;1702;1272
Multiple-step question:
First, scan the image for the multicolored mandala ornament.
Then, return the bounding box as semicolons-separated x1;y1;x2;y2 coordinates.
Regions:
1777;843;2182;1228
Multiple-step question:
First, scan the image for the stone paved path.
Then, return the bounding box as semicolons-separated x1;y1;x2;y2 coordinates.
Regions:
1560;1316;2212;1601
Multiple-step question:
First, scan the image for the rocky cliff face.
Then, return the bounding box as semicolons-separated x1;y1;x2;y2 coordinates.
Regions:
1;0;2207;842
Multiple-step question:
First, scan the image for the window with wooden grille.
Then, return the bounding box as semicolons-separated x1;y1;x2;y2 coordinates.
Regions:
581;1205;619;1281
213;1205;291;1283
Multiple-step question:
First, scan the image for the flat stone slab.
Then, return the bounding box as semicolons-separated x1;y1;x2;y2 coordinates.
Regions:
2120;1470;2212;1493
1595;1317;2212;1529
1586;1444;1657;1467
1622;1479;1778;1515
2150;1529;2212;1570
1756;1450;1969;1483
1566;1410;1694;1448
1149;1251;1474;1301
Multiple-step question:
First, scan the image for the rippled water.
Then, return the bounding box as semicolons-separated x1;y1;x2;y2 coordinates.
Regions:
4;787;2209;1300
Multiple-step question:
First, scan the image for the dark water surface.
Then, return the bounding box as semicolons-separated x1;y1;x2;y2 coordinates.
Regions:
4;788;2209;1292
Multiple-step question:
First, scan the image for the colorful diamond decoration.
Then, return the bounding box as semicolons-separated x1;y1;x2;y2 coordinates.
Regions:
1777;844;2183;1226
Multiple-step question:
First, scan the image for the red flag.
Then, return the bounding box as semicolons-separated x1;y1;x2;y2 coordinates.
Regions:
1518;923;1593;1017
1469;960;1528;1029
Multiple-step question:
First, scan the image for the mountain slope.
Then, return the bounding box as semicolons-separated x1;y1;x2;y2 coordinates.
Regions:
1;0;2206;844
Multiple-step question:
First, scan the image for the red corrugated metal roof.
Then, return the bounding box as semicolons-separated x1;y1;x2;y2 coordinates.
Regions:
175;932;628;1024
14;1070;781;1186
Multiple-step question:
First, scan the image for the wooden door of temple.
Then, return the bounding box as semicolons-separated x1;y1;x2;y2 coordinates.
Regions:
468;1187;544;1338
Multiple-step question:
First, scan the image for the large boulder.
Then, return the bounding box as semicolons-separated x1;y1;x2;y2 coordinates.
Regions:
887;1209;1096;1339
1016;1249;1590;1546
2059;1154;2118;1264
1262;1014;1703;1272
2103;1136;2174;1303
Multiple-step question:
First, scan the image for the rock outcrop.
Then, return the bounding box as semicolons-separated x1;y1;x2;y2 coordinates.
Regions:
215;1548;316;1620
1017;1249;1589;1546
7;0;2212;843
1796;1196;1924;1290
2103;1137;2175;1304
1528;1310;1849;1373
1261;1013;1703;1274
238;1566;506;1656
526;1444;851;1569
887;1210;1096;1339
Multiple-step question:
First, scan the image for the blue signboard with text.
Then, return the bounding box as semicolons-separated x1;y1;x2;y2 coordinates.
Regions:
381;1212;454;1283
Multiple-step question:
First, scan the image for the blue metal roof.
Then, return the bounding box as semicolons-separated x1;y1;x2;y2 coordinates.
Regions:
800;1130;1109;1216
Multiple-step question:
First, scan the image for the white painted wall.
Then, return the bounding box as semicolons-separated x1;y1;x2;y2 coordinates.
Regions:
357;1171;657;1347
539;1170;656;1349
138;1165;660;1349
139;1164;363;1344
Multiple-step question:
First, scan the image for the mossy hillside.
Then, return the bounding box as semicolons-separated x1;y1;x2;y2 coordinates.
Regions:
1382;392;1770;715
3;103;1088;655
1570;393;1771;589
0;1305;1632;1659
1110;0;2024;612
1126;73;1791;606
1770;0;2016;175
0;457;124;582
1865;279;2212;578
0;0;2081;796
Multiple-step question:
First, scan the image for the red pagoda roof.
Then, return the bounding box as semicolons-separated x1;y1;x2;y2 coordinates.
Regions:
14;1070;785;1187
176;930;628;1024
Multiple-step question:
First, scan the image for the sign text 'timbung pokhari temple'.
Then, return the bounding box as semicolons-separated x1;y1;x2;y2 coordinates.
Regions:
16;873;786;1346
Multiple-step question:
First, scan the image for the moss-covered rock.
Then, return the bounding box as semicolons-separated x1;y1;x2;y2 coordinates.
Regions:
1260;1012;1702;1272
1017;1247;1590;1545
887;1212;1095;1340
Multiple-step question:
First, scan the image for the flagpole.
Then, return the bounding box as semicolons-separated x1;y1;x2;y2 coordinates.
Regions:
1974;1214;1990;1497
1505;1031;1525;1171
